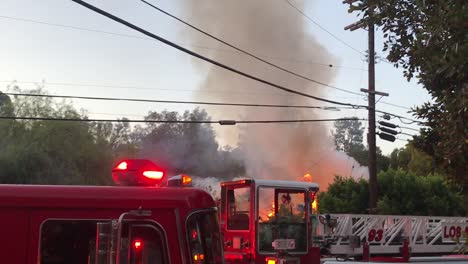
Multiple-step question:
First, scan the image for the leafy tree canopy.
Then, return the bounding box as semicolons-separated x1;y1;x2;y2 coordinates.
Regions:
346;0;467;186
319;169;466;216
332;118;390;172
0;86;244;184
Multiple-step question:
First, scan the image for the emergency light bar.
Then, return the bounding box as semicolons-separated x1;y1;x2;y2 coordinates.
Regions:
112;159;165;186
167;174;193;187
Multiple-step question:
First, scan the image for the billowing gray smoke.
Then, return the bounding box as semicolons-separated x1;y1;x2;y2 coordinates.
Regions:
180;0;368;189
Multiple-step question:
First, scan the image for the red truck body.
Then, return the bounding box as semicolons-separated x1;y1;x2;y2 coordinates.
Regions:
0;184;223;264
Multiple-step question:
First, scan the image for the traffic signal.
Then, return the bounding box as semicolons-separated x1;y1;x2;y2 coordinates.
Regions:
379;126;398;135
377;121;398;142
377;132;395;142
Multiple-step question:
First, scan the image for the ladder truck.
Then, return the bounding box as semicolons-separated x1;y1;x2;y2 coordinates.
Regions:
318;213;468;263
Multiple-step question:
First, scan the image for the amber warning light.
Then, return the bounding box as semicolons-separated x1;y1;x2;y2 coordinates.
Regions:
112;159;165;186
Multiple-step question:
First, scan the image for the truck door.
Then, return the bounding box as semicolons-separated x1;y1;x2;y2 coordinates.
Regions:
220;181;253;262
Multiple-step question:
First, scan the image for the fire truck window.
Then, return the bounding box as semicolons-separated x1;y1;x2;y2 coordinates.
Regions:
187;210;223;264
257;187;307;253
227;187;250;230
40;220;96;264
41;220;169;264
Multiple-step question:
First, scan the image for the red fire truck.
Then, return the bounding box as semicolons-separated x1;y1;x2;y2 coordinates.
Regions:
219;179;321;264
0;159;223;264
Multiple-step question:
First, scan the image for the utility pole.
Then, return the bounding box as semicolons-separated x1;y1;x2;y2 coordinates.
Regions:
367;5;377;213
344;0;388;213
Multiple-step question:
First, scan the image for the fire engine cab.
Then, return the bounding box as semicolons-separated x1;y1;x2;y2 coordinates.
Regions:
0;159;223;264
219;179;321;264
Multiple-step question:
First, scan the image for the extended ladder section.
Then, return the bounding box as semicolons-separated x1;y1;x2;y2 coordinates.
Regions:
317;214;468;257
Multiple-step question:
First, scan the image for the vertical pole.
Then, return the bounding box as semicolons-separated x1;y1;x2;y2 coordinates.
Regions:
368;2;377;213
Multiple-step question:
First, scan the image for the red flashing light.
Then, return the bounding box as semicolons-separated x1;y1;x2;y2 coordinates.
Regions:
310;192;316;201
133;239;143;250
192;229;198;239
142;170;164;180
116;161;128;170
112;159;165;186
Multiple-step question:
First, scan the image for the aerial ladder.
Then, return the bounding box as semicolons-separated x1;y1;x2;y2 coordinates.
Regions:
318;214;468;262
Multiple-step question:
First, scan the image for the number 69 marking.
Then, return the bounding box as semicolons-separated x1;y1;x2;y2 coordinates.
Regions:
368;229;384;242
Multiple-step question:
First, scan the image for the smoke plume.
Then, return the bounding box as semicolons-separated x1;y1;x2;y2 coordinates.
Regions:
181;0;368;189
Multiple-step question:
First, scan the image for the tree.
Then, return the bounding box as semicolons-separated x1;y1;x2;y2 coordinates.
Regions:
319;169;466;216
390;144;434;176
332;118;365;153
0;86;114;185
319;176;369;214
377;169;465;216
0;85;245;184
132;108;245;179
345;0;467;187
332;118;390;172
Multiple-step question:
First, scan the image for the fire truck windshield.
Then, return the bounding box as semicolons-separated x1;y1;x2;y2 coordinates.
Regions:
257;187;307;253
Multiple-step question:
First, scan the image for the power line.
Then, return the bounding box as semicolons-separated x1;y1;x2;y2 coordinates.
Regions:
278;2;414;111
3;92;352;111
399;132;416;137
1;5;418;121
284;0;363;55
0;80;362;99
395;138;409;142
0;15;362;71
377;112;425;125
398;125;420;132
0;115;365;124
2;83;422;124
0;14;413;110
140;0;362;96
0;89;421;125
379;100;412;110
70;0;365;108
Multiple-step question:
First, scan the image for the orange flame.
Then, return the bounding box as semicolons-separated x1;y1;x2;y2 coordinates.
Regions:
303;173;312;182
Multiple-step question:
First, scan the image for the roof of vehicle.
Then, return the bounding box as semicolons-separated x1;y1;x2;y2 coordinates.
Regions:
221;179;319;190
0;184;216;210
253;179;319;190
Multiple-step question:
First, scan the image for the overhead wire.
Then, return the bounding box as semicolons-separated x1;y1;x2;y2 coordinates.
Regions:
1;13;413;110
283;0;363;55
0;80;362;99
379;100;412;110
4;83;422;123
399;132;416;137
0;115;366;124
139;1;418;114
0;0;419;123
395;138;409;142
281;1;415;111
69;0;365;108
140;0;362;96
0;15;361;71
4;1;422;124
398;125;420;132
3;92;353;111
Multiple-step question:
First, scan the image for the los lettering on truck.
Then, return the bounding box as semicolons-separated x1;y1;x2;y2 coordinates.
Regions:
442;222;468;242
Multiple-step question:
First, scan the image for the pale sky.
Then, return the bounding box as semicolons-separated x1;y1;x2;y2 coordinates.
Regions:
0;0;430;155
